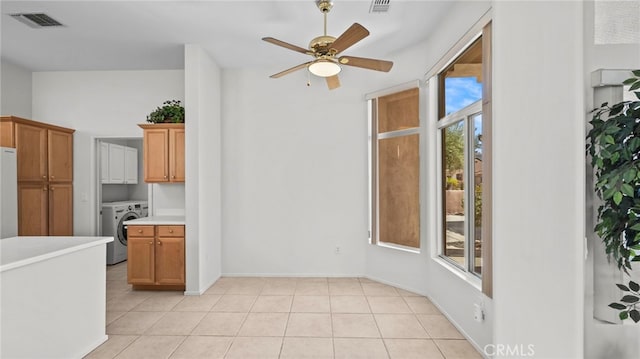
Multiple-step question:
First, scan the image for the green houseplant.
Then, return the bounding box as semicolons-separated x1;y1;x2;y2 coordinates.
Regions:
587;70;640;321
146;100;185;123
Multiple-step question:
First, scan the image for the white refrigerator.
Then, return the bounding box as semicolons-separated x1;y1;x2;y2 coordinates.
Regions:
0;147;18;238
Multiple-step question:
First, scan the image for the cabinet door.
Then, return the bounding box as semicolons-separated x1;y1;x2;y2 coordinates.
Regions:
169;129;185;182
48;129;73;182
16;123;47;181
100;142;110;184
144;129;169;182
155;236;185;285
49;183;73;236
108;144;125;184
18;183;48;236
124;146;138;184
128;236;155;284
0;120;15;148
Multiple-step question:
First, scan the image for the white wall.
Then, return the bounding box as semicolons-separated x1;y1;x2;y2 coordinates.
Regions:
184;44;222;294
492;1;584;358
32;70;184;235
1;59;32;118
364;1;494;352
583;1;640;357
222;66;368;276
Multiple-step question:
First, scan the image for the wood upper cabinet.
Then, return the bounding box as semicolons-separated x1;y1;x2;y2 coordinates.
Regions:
48;183;73;236
48;129;73;182
139;124;184;183
169;129;185;182
127;224;185;289
16;123;48;181
18;183;48;236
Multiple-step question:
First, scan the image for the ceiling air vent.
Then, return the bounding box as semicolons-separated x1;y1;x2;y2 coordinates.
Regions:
10;13;64;28
369;0;390;13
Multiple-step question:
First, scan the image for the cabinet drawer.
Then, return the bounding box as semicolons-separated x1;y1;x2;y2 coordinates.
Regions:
157;225;184;237
128;225;154;237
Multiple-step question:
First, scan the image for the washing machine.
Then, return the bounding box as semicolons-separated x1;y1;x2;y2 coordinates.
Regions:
102;201;148;265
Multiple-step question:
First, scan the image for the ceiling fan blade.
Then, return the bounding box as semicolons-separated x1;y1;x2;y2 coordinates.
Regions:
262;37;311;55
329;23;369;55
326;75;341;90
270;61;313;78
338;56;393;72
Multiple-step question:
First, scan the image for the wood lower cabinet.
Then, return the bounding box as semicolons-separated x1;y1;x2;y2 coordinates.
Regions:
17;183;49;236
48;183;73;236
139;124;184;183
127;225;185;289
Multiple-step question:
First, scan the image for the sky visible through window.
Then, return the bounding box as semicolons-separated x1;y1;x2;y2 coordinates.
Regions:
445;77;483;115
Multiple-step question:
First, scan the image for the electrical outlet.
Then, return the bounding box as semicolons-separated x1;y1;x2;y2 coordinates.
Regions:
335;246;341;254
473;303;484;322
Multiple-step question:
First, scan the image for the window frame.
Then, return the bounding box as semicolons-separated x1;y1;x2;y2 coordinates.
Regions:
426;17;492;297
367;81;423;253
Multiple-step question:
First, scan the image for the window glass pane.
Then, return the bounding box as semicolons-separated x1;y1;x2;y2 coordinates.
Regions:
472;114;483;275
440;38;483;118
378;88;419;133
442;121;465;265
378;134;420;248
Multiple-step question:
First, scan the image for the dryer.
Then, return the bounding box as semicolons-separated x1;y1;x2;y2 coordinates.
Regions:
102;201;148;265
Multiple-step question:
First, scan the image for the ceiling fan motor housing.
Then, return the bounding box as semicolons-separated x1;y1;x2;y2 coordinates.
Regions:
309;35;337;56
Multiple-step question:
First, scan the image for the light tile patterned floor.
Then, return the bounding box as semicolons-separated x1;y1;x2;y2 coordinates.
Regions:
85;263;482;359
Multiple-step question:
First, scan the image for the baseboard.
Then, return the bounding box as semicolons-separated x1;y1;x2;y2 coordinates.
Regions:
221;273;366;278
77;334;108;358
184;273;223;295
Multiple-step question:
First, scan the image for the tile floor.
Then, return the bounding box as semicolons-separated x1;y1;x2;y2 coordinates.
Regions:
85;263;482;359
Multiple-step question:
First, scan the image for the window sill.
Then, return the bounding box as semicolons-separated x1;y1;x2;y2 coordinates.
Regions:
432;256;482;291
375;241;421;254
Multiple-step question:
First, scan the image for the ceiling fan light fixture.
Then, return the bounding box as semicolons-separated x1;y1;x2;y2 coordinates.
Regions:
308;60;341;77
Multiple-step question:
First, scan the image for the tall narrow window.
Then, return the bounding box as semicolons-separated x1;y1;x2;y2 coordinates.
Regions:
369;87;421;250
437;33;489;279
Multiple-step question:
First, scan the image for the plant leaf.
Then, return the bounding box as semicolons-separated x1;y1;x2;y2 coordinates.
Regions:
623;77;637;85
616;284;630;291
630;309;640;323
614;191;623;205
632;70;640;77
621;295;639;303
621;183;635;197
630;82;640;91
620;311;629;320
609;302;627;310
630;281;640;292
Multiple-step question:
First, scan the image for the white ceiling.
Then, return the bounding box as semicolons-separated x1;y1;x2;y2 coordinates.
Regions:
1;1;455;72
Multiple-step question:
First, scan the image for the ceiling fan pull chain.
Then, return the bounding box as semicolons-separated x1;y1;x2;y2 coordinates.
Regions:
307;69;311;87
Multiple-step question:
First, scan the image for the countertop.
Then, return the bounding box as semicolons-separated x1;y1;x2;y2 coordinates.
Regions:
123;215;186;225
0;236;114;272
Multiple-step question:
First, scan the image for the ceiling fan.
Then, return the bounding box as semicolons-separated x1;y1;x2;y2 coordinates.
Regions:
262;0;393;90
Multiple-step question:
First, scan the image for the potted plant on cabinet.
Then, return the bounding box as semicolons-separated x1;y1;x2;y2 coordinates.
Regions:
587;70;640;322
146;100;185;123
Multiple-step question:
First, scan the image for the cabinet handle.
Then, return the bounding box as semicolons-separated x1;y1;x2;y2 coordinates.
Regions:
42;187;47;191
164;175;168;179
50;175;55;179
157;241;162;245
169;229;173;233
50;187;55;191
137;229;142;233
42;175;46;179
149;241;153;245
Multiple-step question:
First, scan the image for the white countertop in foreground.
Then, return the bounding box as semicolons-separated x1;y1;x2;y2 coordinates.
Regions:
124;215;186;225
0;236;114;272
